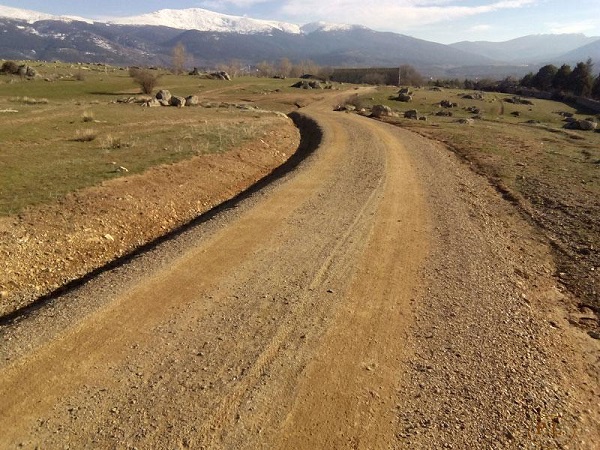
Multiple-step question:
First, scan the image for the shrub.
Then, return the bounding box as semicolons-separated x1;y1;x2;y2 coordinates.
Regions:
73;129;97;142
1;60;19;74
129;67;161;95
82;111;94;122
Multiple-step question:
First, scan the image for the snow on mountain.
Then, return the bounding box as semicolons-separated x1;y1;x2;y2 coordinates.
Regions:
111;8;302;34
0;5;365;36
0;5;92;24
300;22;368;34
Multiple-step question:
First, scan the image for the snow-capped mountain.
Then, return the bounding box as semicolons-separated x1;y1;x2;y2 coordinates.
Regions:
110;8;303;34
1;4;598;77
0;4;92;24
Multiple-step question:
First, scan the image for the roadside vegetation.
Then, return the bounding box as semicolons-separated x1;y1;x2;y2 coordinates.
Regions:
0;61;317;215
348;86;599;313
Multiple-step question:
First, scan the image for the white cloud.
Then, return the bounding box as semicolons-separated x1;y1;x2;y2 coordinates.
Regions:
547;20;596;34
468;24;493;32
277;0;538;30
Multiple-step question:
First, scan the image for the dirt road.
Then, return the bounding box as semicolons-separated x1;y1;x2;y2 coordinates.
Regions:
0;93;598;449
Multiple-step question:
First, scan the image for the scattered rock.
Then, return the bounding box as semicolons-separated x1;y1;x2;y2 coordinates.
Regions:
404;110;419;120
440;100;457;108
462;92;484;100
504;96;534;105
458;118;475;125
291;80;324;90
156;90;172;103
170;96;186;108
185;95;199;107
397;93;413;102
371;104;393;118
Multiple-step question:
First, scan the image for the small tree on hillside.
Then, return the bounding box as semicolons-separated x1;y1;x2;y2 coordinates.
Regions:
399;64;424;86
531;64;557;91
278;58;292;77
591;73;600;100
172;42;186;75
569;60;594;96
129;67;161;95
553;64;572;92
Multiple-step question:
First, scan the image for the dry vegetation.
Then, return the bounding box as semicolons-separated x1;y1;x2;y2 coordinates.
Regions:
353;86;600;316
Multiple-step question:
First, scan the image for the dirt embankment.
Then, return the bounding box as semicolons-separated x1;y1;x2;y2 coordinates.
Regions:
0;115;300;317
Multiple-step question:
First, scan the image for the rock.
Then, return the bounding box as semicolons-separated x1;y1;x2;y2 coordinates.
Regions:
397;93;413;102
103;234;115;242
465;106;481;114
435;110;453;117
578;120;597;131
170;96;186;107
404;109;419;119
440;100;457;108
185;95;199;107
210;71;231;81
462;92;484;100
458;118;475;125
588;331;600;340
156;90;172;103
419;116;427;121
143;99;161;107
511;111;521;117
398;87;411;95
371;104;393;118
292;80;323;89
505;96;534;105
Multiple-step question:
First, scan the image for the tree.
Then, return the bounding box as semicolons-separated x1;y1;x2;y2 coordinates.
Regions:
277;58;292;77
591;73;600;100
531;64;557;91
552;64;572;92
172;42;186;75
569;61;594;96
256;60;274;77
129;67;161;95
398;64;423;86
520;72;534;88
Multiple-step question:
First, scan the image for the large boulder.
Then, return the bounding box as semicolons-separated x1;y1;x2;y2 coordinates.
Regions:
371;104;393;118
292;80;323;89
404;109;419;119
185;95;199;106
578;119;598;131
440;100;458;108
170;96;186;107
210;71;231;81
156;90;172;103
397;93;412;102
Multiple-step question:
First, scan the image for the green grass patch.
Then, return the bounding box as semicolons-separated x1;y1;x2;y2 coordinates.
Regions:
0;63;309;215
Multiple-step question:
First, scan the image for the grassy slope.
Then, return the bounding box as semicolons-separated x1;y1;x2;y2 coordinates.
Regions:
0;63;303;215
352;86;600;310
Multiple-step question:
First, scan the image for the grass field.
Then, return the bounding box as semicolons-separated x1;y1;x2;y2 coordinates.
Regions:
351;86;600;309
0;62;311;215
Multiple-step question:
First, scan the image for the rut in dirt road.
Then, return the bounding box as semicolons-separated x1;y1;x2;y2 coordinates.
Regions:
0;93;598;449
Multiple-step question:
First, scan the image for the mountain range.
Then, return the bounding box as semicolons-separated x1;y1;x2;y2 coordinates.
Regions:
1;5;599;79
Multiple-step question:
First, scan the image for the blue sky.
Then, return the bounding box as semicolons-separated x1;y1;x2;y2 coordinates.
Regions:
1;0;599;43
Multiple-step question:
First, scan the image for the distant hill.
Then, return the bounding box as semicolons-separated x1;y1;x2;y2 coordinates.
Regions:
557;39;600;66
450;34;600;64
0;6;598;79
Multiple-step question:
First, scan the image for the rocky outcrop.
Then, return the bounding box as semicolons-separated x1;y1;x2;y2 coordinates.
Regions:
371;104;393;118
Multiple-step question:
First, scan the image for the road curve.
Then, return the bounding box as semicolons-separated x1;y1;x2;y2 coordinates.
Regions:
0;93;598;449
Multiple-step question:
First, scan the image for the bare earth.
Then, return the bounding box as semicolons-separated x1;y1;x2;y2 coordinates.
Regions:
0;92;599;448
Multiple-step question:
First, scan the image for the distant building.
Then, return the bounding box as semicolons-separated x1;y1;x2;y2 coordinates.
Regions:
331;68;400;86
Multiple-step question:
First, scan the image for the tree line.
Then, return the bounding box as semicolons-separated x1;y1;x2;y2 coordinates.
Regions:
520;58;600;99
